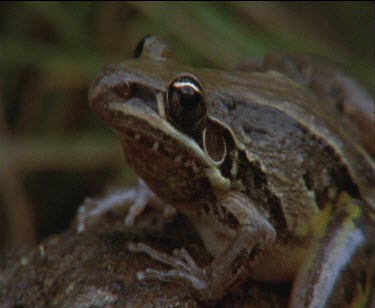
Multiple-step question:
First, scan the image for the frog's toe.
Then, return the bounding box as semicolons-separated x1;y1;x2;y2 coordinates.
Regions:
136;267;209;292
128;242;186;267
124;179;175;226
172;248;199;269
123;194;149;226
76;189;137;233
129;242;211;297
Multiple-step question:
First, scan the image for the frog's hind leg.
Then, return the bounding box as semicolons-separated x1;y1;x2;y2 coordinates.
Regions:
76;178;175;232
290;193;375;308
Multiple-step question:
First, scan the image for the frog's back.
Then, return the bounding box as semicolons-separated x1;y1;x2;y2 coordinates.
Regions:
201;69;374;233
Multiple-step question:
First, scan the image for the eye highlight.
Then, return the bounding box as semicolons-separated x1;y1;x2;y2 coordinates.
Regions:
166;75;207;135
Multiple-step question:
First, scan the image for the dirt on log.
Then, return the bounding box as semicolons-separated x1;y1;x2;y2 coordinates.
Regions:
0;205;289;307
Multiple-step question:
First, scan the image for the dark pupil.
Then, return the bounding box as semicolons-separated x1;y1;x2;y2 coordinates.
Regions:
168;78;205;133
175;85;201;113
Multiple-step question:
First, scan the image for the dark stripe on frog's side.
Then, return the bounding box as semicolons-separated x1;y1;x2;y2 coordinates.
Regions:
214;127;287;233
236;151;288;234
297;125;361;199
219;97;365;232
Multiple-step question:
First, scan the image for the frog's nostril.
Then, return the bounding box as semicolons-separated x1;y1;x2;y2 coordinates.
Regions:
88;73;132;111
111;82;132;100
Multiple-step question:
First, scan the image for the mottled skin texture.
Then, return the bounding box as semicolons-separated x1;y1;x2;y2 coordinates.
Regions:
89;36;375;306
237;53;375;157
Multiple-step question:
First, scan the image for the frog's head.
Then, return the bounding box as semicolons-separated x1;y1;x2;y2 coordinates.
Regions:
89;36;239;203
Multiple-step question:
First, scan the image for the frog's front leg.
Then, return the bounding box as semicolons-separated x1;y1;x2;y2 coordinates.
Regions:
290;194;375;308
76;178;175;232
129;192;276;301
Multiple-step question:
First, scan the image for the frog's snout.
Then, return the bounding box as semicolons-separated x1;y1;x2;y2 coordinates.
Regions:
88;72;132;116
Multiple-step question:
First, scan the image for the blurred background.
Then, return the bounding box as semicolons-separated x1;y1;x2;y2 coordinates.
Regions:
0;1;373;249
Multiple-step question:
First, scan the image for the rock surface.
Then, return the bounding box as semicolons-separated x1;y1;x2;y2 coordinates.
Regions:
0;207;289;307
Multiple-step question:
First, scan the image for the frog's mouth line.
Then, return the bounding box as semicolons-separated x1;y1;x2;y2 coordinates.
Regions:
108;98;231;192
108;98;212;166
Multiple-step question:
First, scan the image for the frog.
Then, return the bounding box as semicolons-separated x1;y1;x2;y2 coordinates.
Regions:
87;36;375;307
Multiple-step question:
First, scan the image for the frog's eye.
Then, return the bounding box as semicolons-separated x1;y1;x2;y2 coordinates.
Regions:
166;75;207;135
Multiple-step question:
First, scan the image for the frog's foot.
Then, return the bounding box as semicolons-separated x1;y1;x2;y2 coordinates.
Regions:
124;179;176;227
76;179;175;233
128;242;212;299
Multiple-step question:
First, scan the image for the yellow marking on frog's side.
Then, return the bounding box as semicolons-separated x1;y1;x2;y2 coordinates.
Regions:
309;192;361;240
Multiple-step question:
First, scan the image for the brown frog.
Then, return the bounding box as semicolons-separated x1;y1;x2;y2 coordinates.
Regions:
87;36;375;307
